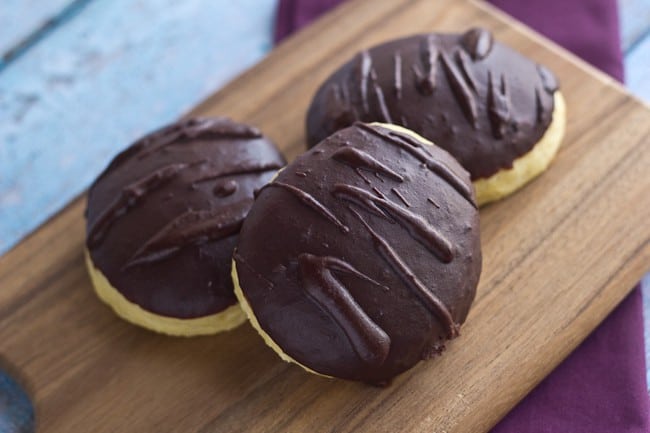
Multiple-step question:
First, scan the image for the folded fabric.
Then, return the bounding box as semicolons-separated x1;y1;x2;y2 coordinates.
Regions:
274;1;649;431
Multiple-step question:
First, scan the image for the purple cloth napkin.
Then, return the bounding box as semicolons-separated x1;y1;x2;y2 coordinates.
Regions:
274;1;650;431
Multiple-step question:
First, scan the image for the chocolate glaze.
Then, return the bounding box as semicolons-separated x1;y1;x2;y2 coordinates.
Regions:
306;28;560;180
235;123;481;384
298;253;391;366
86;117;285;319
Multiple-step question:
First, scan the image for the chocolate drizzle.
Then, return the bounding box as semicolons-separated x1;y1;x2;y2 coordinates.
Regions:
235;123;480;383
460;27;493;60
537;64;559;93
417;35;438;94
298;253;391;366
455;49;478;92
352;210;458;338
487;72;511;139
136;118;262;160
191;160;284;185
391;188;411;207
356;123;475;206
86;117;285;319
333;184;454;263
440;52;478;127
125;199;251;268
371;71;393;123
263;182;350;233
332;147;404;182
306;30;560;180
358;51;372;113
393;51;403;99
88;163;188;248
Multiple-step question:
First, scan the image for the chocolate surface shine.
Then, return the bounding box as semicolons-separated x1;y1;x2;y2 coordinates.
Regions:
235;123;481;384
306;28;559;180
86;118;285;318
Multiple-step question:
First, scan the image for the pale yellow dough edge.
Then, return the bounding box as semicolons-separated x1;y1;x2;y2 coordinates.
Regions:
373;91;566;207
85;250;247;336
232;258;331;378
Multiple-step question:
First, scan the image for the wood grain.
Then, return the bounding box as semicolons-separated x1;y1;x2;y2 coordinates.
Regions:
1;0;649;432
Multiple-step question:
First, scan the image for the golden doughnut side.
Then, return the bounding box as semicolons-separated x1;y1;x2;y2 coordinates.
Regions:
473;91;566;206
231;257;331;378
85;250;246;336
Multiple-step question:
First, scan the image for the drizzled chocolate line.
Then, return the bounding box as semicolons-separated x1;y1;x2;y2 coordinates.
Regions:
332;147;404;182
88;162;188;248
535;87;547;124
534;66;555;126
333;184;453;263
355;123;475;206
137;118;262;160
487;72;511;139
460;27;493;60
391;188;411;207
350;209;458;339
298;253;391;366
264;182;350;233
371;73;393;123
125;199;252;268
537;64;559;93
418;34;438;95
440;52;477;127
355;169;372;184
455;49;478;93
359;51;372;113
372;186;387;199
393;51;402;99
190;160;284;185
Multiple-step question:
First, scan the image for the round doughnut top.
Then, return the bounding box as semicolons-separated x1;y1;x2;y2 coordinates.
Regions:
86;117;285;319
306;28;559;180
234;123;481;384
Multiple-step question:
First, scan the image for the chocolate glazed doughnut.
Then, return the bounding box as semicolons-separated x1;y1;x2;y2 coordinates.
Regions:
233;123;481;385
306;28;566;206
85;117;286;336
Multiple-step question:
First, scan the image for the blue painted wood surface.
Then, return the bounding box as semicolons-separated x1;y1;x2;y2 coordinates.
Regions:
620;0;650;51
621;0;650;102
0;0;80;60
0;0;276;254
624;32;650;102
0;0;649;410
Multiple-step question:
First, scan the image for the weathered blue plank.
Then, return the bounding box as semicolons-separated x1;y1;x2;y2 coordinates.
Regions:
620;0;650;103
0;0;78;59
619;0;650;52
624;31;650;103
0;0;276;253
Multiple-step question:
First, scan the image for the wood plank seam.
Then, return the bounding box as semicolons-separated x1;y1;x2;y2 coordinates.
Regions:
0;0;94;70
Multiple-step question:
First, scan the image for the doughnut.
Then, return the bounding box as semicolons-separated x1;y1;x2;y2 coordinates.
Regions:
233;122;481;384
306;28;566;206
85;117;286;336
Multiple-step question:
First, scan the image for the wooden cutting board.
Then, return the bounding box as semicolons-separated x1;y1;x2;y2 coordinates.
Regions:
1;0;649;431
